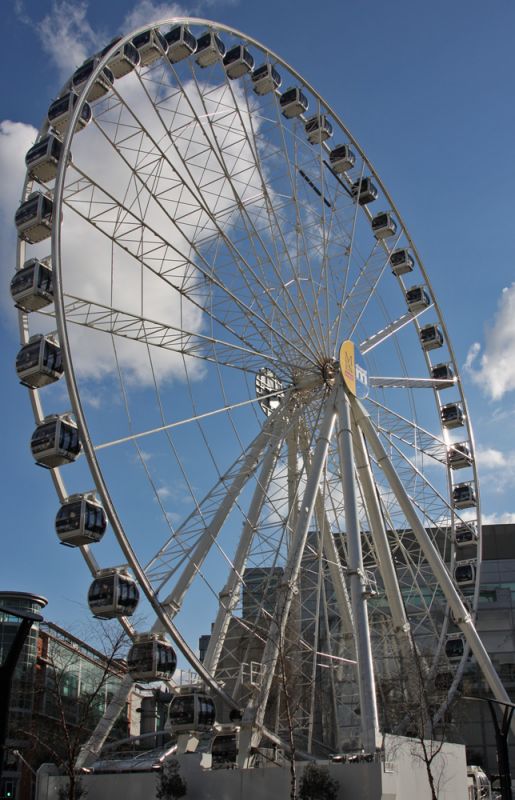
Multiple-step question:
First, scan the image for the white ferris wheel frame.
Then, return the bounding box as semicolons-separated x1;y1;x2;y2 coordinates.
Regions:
15;16;512;762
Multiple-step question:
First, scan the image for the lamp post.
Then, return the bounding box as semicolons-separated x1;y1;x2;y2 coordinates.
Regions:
462;695;514;800
0;605;43;788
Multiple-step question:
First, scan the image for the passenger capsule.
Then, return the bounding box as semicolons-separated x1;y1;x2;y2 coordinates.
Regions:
279;87;308;118
55;493;107;547
30;413;81;468
450;596;473;626
211;730;238;767
454;561;476;586
132;29;168;66
305;114;333;145
100;37;140;79
447;442;472;470
48;91;92;135
431;362;454;385
452;482;477;509
251;63;281;95
371;211;397;239
223;45;254;79
329;144;356;174
72;58;114;103
195;31;226;67
351;177;378;205
128;633;177;681
25;134;67;184
16;334;63;389
419;323;443;351
389;248;414;276
15;192;53;244
441;402;464;429
405;286;430;313
434;671;454;691
454;523;478;547
169;690;216;731
88;568;139;619
10;258;53;312
445;635;465;661
165;25;197;63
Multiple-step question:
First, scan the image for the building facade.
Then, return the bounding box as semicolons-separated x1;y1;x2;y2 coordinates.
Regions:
0;593;130;800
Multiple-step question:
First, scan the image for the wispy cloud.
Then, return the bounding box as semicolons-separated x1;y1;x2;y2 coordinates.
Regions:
121;2;190;33
14;0;192;79
464;282;515;400
0;120;38;324
16;0;100;78
475;445;511;470
482;511;515;525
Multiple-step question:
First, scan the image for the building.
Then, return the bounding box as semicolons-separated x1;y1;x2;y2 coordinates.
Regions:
454;523;515;777
0;592;130;800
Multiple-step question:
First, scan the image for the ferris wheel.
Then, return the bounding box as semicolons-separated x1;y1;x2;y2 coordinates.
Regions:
12;17;511;762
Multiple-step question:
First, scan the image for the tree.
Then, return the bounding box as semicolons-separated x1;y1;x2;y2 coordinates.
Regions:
299;763;338;800
16;622;129;800
156;757;187;800
378;636;455;800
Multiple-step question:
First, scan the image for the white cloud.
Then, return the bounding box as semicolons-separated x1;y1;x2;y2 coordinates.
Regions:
15;0;191;81
121;2;190;33
475;446;509;470
464;283;515;400
0;120;38;323
34;1;99;78
482;511;515;525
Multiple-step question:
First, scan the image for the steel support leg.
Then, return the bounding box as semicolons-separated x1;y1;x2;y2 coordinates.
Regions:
203;416;287;675
352;395;515;731
335;385;380;752
237;388;337;766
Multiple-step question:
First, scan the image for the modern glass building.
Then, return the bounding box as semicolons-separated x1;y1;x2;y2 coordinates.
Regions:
0;593;129;800
0;591;47;800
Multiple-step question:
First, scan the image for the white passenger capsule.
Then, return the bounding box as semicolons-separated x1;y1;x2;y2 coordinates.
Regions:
88;568;139;618
351;177;378;205
223;44;254;79
305;114;333;145
447;442;473;470
452;482;477;509
72;58;114;103
30;413;81;468
16;334;63;388
169;689;216;731
55;493;107;547
405;285;431;313
371;211;397;239
15;192;53;244
128;633;177;681
441;402;464;429
99;37;140;78
251;63;281;95
165;25;197;63
48;91;92;135
25;134;67;184
279;87;308;118
195;30;226;67
454;560;476;587
132;28;168;66
329;144;355;174
419;323;444;351
10;257;53;312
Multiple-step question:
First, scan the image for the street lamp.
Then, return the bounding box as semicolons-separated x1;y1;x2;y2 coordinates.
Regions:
0;604;44;786
462;695;514;800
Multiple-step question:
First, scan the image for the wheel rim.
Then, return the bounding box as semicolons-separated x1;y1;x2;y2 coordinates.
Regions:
17;18;483;755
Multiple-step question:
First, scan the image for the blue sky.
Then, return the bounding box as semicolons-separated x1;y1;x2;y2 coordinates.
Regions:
2;0;515;641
